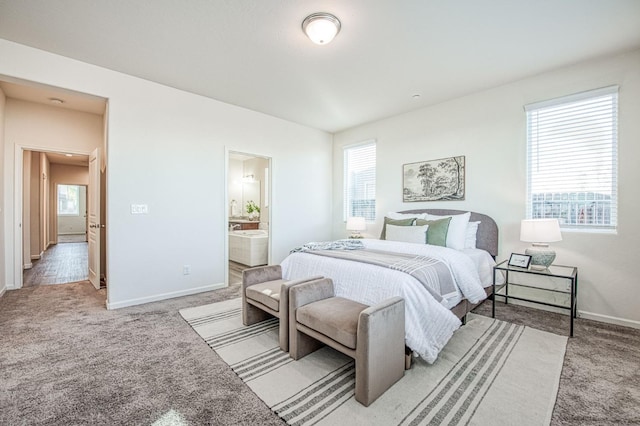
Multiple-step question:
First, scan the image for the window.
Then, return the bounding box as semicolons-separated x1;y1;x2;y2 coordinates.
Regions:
525;86;618;230
58;184;80;216
344;141;376;221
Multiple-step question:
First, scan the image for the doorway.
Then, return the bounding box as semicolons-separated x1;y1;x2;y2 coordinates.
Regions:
2;77;108;295
227;151;272;286
21;151;91;287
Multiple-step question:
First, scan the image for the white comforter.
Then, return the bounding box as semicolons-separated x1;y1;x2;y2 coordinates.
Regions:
281;239;490;363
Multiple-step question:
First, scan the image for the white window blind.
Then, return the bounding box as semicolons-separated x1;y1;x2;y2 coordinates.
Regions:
525;86;618;230
344;142;376;221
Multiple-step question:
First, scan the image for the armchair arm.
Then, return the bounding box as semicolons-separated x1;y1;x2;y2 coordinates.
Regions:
242;265;282;289
358;296;405;338
289;278;335;311
280;275;324;318
355;296;406;406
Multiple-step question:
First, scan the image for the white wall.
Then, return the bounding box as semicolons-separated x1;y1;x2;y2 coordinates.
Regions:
228;159;243;216
333;49;640;327
29;152;41;258
0;39;333;308
0;87;5;296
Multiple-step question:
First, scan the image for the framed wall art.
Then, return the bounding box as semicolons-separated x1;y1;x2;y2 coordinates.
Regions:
403;155;465;202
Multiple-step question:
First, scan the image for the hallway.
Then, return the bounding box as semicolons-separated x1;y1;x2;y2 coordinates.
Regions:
23;242;88;286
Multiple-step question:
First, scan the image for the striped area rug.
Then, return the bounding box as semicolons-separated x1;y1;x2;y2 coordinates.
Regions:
180;298;567;426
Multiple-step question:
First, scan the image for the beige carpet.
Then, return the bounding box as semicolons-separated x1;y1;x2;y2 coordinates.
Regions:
181;298;568;425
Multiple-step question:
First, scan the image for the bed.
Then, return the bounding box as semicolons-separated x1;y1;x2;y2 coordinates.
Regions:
281;209;499;363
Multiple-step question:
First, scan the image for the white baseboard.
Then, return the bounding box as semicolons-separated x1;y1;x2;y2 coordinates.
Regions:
578;310;640;330
494;296;639;330
105;282;226;310
58;232;86;235
23;262;33;269
0;286;6;299
31;254;41;260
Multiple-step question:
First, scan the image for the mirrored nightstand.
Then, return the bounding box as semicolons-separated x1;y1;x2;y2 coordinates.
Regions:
493;260;578;337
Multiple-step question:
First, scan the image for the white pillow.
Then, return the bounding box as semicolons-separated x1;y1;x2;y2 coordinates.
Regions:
425;212;471;250
386;211;428;220
464;221;481;249
385;224;429;244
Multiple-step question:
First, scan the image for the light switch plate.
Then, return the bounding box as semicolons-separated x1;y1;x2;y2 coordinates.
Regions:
131;204;149;214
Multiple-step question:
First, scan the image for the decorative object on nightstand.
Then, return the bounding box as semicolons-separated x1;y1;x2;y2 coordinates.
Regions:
520;218;562;269
346;216;366;238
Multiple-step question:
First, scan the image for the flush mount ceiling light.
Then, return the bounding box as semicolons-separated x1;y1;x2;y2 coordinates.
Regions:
302;12;341;45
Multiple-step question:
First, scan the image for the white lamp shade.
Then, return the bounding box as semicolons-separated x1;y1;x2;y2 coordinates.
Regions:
302;13;341;45
520;219;562;243
346;216;366;231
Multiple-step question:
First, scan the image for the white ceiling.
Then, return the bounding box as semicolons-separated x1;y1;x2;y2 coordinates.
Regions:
0;80;106;115
1;1;639;133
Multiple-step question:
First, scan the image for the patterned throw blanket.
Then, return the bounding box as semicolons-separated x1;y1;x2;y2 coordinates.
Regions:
290;239;365;253
291;240;456;303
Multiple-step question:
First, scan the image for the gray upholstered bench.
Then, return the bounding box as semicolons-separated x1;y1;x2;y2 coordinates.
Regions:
242;265;322;352
289;277;405;406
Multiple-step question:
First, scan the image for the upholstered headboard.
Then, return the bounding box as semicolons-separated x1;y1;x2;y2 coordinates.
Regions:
398;209;499;258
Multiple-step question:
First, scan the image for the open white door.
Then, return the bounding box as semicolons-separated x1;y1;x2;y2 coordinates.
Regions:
88;148;101;289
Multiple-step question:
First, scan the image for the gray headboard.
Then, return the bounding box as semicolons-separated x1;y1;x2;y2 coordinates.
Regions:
398;209;499;258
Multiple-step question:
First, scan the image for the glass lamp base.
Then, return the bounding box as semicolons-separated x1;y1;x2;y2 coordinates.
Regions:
525;245;556;268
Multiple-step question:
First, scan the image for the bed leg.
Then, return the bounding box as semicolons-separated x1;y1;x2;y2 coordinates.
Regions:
404;346;412;370
461;314;467;325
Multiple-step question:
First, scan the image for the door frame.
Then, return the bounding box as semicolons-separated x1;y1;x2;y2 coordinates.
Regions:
224;148;273;286
12;144;95;289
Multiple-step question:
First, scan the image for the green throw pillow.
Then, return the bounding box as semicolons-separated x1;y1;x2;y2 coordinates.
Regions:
380;217;415;240
416;217;452;247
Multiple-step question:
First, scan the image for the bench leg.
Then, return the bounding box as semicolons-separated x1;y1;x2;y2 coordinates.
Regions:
290;326;325;360
242;300;273;326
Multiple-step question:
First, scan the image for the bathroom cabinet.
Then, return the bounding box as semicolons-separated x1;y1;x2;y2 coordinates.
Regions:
229;221;259;230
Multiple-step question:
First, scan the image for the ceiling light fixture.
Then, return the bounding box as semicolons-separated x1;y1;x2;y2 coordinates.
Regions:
65;154;73;157
302;12;341;45
49;97;64;104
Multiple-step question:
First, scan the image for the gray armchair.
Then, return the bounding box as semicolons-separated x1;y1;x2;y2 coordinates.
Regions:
242;265;321;352
289;277;405;407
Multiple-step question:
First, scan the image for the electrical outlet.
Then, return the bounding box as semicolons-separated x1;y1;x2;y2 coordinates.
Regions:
183;265;191;275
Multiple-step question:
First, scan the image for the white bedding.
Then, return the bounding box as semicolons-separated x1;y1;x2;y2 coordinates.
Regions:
281;239;494;363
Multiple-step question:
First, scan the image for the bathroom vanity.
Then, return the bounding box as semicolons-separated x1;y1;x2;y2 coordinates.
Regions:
229;220;259;230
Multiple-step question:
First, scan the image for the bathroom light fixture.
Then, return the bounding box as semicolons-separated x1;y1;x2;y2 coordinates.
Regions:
302;12;341;45
65;153;73;157
242;174;255;183
520;218;562;269
346;217;366;239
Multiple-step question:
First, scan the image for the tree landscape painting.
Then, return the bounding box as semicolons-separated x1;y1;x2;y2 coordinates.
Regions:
403;156;465;202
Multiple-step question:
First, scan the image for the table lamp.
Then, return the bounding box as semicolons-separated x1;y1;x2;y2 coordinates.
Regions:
520;218;562;269
346;217;366;239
